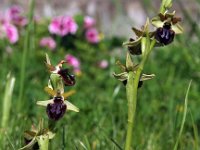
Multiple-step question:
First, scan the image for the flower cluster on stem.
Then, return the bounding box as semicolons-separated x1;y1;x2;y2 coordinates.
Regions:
113;1;183;149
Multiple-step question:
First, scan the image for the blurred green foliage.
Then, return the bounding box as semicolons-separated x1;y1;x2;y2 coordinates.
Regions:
0;1;200;150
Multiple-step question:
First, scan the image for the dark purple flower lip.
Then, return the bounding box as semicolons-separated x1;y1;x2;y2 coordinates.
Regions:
58;68;76;86
155;22;175;45
46;96;67;121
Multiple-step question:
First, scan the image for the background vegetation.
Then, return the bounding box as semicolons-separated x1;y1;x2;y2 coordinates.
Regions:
0;0;199;149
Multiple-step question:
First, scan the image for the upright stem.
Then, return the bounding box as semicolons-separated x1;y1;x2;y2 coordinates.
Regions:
37;136;49;150
17;0;35;111
125;40;156;150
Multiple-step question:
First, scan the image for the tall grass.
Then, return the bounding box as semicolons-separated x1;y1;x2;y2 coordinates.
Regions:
17;0;35;111
173;80;192;150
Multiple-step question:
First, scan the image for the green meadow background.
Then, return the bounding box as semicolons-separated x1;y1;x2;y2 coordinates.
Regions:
0;0;200;149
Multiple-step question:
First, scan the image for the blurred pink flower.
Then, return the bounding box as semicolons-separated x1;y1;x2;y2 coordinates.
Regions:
40;37;56;50
2;23;19;44
85;28;99;43
74;68;81;75
84;16;95;29
6;5;28;26
65;54;80;68
48;16;78;36
0;12;9;25
98;60;109;69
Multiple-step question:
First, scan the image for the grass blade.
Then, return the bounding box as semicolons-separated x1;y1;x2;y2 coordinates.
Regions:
173;80;192;150
0;73;15;146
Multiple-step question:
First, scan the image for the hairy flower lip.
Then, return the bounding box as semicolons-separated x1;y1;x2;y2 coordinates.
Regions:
58;69;76;86
155;22;175;45
46;96;67;121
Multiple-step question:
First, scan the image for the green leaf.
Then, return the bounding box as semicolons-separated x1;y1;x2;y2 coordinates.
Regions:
1;73;15;129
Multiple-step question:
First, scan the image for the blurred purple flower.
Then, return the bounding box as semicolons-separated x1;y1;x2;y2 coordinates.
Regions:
85;28;99;43
98;60;109;69
40;37;56;50
65;54;80;68
84;16;95;29
6;5;28;26
48;16;78;36
2;23;19;44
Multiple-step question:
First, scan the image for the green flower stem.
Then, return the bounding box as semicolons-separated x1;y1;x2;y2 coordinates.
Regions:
37;136;49;150
125;39;156;150
17;0;35;111
48;119;57;132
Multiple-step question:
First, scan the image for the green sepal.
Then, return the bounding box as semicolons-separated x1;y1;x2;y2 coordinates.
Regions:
131;27;143;37
37;99;53;107
19;137;37;150
49;73;64;94
113;71;155;82
126;52;134;71
123;36;142;47
172;23;183;34
37;99;79;112
64;100;80;112
113;72;128;82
